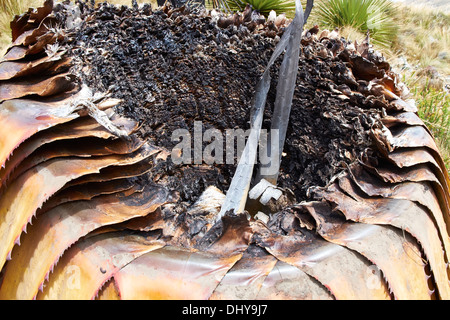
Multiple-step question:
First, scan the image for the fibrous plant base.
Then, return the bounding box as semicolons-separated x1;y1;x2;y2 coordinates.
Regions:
0;0;449;300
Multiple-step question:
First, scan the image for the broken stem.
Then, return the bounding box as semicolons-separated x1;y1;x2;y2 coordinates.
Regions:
257;0;313;185
219;0;313;218
70;85;130;140
218;70;270;217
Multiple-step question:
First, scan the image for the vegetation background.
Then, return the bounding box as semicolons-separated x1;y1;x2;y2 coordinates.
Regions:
0;0;448;171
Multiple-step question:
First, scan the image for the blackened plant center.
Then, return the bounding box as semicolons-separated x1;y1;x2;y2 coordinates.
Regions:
67;1;385;212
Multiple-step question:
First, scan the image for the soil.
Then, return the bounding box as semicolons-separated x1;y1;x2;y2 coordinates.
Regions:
63;1;384;208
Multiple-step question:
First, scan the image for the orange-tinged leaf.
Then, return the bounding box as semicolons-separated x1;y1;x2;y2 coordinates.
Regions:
385;124;450;189
113;246;238;300
210;245;278;300
26;32;64;56
0;112;138;187
348;166;450;262
2;46;28;61
255;261;333;300
363;162;450;225
96;279;121;300
390;125;440;154
254;222;391;300
0;73;75;102
386;147;450;194
37;178;137;214
0;143;159;272
0;97;78;169
6;136;144;185
114;213;252;300
387;148;440;170
0;183;169;299
36;231;165;300
389;99;417;113
314;178;450;299
5;15;56;56
0;51;65;80
10;0;53;42
364;162;439;185
0;85;120;170
305;201;431;299
61;159;155;189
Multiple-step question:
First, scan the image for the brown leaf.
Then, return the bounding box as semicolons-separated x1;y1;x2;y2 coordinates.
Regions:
304;201;431;299
0;112;138;187
0;184;168;299
254;221;391;299
314;177;450;299
0;73;75;102
255;261;334;300
0;143;159;272
36;231;165;300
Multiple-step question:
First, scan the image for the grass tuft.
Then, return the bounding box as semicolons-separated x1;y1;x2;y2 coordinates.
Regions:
225;0;295;17
406;75;450;168
313;0;398;48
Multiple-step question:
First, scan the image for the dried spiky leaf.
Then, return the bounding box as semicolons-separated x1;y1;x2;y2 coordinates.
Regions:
9;0;54;43
37;231;165;300
0;184;169;299
254;221;392;299
386;148;442;174
37;178;137;214
61;159;156;189
313;177;450;299
0;73;75;102
5;136;144;185
0;50;66;80
348;165;450;263
0;86;123;169
305;201;431;299
1;0;450;302
255;261;333;300
113;213;252;299
114;246;240;300
0;112;137;186
0;96;76;168
219;0;312;216
209;245;278;300
96;280;121;300
0;143;159;271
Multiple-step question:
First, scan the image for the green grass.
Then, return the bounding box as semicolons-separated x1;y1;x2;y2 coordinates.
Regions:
313;0;398;48
390;5;450;172
391;5;450;75
405;75;450;169
225;0;295;17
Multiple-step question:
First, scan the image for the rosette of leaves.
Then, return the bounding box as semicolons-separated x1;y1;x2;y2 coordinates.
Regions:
315;0;398;47
223;0;296;17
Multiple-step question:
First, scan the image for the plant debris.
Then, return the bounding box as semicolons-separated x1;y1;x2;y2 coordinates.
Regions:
64;1;388;207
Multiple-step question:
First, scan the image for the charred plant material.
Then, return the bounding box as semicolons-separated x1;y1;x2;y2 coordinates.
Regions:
220;0;313;216
0;0;449;300
62;1;383;204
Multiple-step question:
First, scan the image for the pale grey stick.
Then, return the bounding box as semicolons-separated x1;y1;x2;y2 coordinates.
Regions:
218;0;311;217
